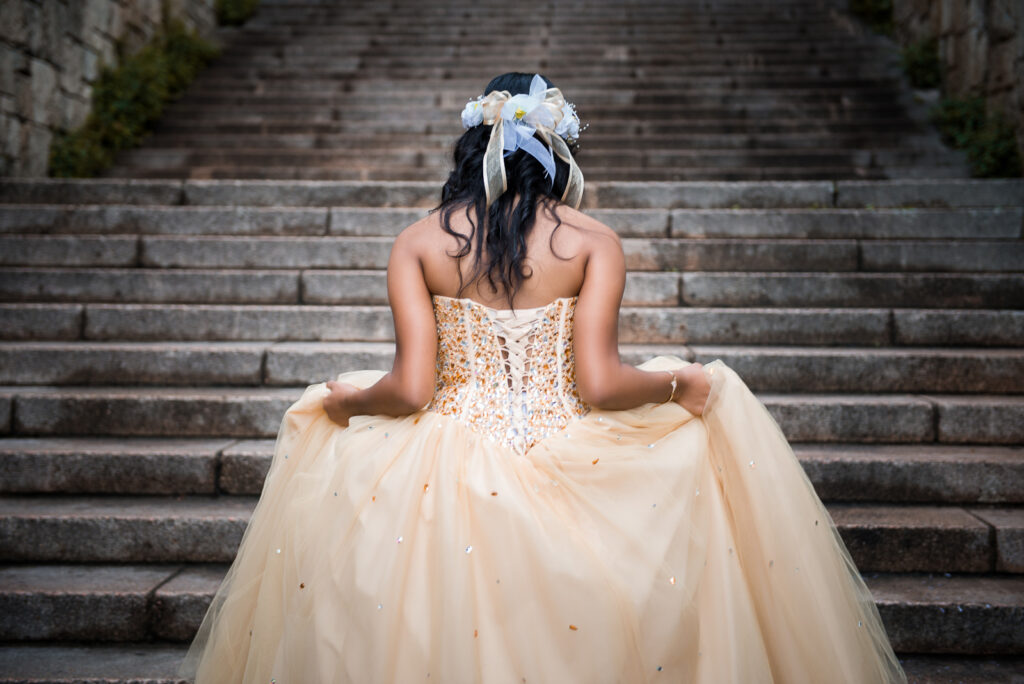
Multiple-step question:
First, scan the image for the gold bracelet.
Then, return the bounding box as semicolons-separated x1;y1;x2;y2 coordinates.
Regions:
665;370;678;402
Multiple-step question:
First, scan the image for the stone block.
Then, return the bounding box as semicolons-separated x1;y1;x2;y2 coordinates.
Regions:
933;396;1024;444
0;341;266;385
0;395;9;433
760;394;935;443
0;179;183;205
623;237;858;272
0;564;175;640
0;268;301;304
0;304;83;340
140;236;393;269
0;437;226;494
829;505;992;572
328;207;428;236
861;241;1024;272
970;508;1024;572
83;303;396;342
0;495;256;562
692;346;1024;393
868;574;1024;654
670;208;1023;239
589;209;670;237
300;270;388;304
0;235;138;267
264;342;394;384
183;180;439;207
0;643;191;679
893;310;1024;347
680;273;1024;308
622;272;679;306
587;181;833;209
619;308;891;346
220;439;274;494
152;565;231;641
796;444;1024;504
12;386;302;437
835;180;1024;207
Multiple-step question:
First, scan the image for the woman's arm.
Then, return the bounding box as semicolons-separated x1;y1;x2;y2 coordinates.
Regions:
573;225;709;414
323;227;437;426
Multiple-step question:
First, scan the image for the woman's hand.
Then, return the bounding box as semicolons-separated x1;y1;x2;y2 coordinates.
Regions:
673;364;711;416
323;381;360;427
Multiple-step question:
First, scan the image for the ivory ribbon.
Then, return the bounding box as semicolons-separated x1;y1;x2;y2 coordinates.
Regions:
477;86;584;209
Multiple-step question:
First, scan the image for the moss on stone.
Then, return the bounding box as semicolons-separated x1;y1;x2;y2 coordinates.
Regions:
931;97;1022;178
216;0;260;26
901;38;941;89
48;19;219;178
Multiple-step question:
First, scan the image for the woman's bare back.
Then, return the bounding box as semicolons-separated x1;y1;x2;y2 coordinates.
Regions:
413;201;615;309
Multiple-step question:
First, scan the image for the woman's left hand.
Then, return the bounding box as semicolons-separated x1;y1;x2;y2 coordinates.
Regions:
323;380;360;427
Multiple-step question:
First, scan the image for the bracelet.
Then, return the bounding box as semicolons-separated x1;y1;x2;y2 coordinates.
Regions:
665;370;677;403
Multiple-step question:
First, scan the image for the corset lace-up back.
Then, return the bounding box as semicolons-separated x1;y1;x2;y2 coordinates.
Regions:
426;295;591;455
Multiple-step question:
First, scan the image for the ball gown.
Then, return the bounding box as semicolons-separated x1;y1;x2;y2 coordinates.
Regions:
177;294;908;683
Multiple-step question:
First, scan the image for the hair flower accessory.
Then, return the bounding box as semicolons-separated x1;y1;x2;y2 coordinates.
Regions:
460;74;584;209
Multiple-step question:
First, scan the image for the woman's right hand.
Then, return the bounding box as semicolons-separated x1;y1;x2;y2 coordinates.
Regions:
673;364;711;416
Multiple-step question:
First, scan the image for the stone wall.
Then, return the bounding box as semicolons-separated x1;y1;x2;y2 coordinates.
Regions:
0;0;216;177
893;0;1024;164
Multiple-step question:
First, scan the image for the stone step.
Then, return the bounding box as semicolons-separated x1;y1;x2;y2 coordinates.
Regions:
2;341;1021;393
4;303;1019;348
105;164;894;182
1;386;1021;443
151;116;925;136
4;179;1017;209
0;564;1021;653
138;131;949;152
3;646;1014;684
4;438;1020;504
111;147;896;171
0;648;1004;684
10;234;1013;273
4;268;1020;308
0;495;1016;573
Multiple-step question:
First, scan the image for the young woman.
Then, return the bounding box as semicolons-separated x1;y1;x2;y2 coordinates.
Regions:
178;73;907;683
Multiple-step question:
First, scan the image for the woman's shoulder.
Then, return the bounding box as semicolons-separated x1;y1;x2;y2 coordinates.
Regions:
548;203;623;252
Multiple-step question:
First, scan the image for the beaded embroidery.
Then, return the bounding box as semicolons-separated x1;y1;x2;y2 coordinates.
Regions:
426;295;590;455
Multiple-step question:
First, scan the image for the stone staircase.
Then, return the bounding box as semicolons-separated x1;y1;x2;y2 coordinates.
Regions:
104;0;969;181
3;0;1023;681
0;177;1022;682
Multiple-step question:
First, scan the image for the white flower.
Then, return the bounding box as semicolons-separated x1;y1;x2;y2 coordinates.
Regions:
502;93;542;124
556;101;580;140
461;99;484;128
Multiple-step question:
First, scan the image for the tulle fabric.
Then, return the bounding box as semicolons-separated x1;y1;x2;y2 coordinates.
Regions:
177;357;907;684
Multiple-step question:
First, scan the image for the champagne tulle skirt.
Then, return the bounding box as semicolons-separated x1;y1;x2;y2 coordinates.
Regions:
177;358;907;683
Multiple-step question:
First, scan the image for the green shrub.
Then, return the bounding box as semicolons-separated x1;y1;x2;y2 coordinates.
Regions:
901;37;941;89
849;0;894;35
931;97;1022;178
216;0;260;26
49;19;219;178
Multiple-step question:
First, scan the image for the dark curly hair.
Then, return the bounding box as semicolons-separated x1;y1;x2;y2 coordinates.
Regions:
434;72;581;310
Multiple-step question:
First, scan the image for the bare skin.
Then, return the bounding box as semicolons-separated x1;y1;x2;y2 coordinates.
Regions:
323;198;711;427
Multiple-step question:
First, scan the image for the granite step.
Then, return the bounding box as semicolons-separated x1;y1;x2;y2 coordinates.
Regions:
3;438;1020;504
4;303;1021;348
0;564;1021;652
11;234;1015;274
2;342;1021;393
3;269;1020;308
5;205;1016;240
3;179;1018;209
3;646;1012;684
1;386;1022;443
0;495;1016;573
0;648;1003;684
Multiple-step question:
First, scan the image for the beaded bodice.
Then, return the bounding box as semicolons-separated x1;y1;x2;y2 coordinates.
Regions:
426;295;591;455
